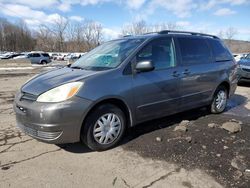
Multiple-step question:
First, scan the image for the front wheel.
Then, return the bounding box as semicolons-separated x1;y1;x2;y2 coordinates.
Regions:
210;86;228;114
81;104;126;151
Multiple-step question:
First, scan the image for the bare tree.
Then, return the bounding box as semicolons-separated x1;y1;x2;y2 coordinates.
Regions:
224;27;238;50
35;26;56;51
122;20;149;35
42;16;69;52
82;20;103;51
225;27;238;40
150;22;180;32
0;18;35;52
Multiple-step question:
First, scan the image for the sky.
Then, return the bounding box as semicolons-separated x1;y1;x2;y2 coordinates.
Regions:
0;0;249;40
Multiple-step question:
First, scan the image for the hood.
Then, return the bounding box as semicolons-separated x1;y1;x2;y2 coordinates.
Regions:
239;58;250;65
21;67;100;96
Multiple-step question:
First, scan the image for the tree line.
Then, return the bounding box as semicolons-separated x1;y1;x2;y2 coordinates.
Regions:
0;17;248;53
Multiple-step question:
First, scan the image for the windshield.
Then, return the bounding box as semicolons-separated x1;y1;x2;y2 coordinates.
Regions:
245;54;250;59
71;38;144;70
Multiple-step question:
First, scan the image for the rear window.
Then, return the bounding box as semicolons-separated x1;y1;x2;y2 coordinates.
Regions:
177;37;211;64
208;39;232;62
42;53;49;57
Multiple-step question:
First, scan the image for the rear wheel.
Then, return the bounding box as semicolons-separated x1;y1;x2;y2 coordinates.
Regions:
41;60;47;65
81;104;126;151
210;85;228;114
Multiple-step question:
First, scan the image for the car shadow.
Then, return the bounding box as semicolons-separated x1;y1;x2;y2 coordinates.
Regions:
226;94;248;111
121;107;210;145
57;142;93;153
238;81;250;87
58;93;248;153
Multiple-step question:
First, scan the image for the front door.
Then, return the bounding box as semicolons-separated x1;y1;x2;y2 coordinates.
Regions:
132;37;181;122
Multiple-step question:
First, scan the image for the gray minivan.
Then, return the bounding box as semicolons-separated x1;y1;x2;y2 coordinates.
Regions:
14;31;238;151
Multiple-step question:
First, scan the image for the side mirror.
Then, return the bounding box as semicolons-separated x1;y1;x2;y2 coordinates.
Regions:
135;61;154;72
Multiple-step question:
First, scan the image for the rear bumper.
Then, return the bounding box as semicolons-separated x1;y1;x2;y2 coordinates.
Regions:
14;92;92;144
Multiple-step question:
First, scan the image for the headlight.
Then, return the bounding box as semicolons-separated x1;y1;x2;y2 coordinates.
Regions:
37;82;83;102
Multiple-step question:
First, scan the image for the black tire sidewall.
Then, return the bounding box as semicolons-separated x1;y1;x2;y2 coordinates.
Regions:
82;104;126;151
210;86;228;114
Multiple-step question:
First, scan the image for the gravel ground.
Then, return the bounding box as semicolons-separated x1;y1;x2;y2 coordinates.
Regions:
0;64;249;188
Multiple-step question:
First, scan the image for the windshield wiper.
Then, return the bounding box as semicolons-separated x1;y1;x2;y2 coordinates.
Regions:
70;66;85;70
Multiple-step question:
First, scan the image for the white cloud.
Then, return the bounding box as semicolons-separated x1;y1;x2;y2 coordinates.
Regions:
0;3;67;27
102;28;121;40
126;0;147;9
69;16;84;22
58;2;72;12
176;21;190;27
0;0;59;9
1;4;46;19
200;0;248;10
214;8;236;16
140;0;197;19
45;13;67;23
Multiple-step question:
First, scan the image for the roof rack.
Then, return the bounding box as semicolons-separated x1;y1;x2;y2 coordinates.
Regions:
158;30;219;39
123;35;133;37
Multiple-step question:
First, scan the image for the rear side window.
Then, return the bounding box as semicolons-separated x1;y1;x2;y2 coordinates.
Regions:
208;39;232;62
177;37;211;64
42;53;49;57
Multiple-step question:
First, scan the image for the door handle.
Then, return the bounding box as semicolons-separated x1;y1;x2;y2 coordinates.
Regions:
172;71;180;77
182;69;191;75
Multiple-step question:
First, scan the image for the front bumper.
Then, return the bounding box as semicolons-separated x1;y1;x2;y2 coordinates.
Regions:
14;91;92;144
237;67;250;82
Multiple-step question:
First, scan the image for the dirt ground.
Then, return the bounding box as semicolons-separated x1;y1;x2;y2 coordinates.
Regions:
0;64;249;188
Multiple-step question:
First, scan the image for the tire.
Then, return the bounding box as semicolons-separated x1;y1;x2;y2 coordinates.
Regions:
210;85;228;114
41;60;47;65
81;104;126;151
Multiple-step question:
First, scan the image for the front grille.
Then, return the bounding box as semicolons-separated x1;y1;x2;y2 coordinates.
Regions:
18;123;62;140
242;68;250;72
20;92;37;101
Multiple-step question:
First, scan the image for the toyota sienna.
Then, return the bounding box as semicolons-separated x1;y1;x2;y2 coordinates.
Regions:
14;30;238;151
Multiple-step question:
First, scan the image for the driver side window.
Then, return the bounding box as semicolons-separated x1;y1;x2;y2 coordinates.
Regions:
137;38;176;70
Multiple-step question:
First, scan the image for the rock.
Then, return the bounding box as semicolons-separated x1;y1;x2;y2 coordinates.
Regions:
231;119;237;122
179;120;190;127
208;123;216;128
156;137;162;142
231;135;236;139
244;169;250;179
231;156;247;171
216;154;221;157
202;145;207;149
233;139;245;144
185;136;192;143
174;120;189;132
233;170;243;180
222;122;241;133
174;125;187;132
223;146;229;149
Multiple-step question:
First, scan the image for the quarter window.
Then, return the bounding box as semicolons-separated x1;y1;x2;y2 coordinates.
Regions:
208;39;232;62
178;37;211;64
137;38;176;70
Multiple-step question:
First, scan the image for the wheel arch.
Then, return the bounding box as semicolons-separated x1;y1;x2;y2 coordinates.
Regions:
217;81;230;96
81;97;133;135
